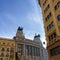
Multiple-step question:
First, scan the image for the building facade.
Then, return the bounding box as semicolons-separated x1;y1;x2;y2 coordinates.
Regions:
14;26;48;60
0;27;48;60
0;38;16;60
38;0;60;60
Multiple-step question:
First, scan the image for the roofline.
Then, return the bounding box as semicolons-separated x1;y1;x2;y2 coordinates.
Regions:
0;37;14;41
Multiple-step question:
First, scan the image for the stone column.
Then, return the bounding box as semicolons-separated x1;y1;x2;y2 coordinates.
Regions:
22;44;25;60
29;46;30;60
32;46;34;60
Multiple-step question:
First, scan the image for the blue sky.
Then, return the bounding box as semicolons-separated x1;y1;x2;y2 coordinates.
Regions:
0;0;46;45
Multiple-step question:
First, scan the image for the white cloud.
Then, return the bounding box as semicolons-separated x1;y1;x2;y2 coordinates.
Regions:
26;0;42;23
41;36;47;48
24;30;35;40
25;0;46;47
27;12;42;23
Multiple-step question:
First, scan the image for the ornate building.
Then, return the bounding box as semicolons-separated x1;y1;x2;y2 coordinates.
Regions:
0;27;48;60
14;26;48;60
38;0;60;60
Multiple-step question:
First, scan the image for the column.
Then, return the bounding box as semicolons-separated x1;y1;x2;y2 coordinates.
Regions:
23;44;25;60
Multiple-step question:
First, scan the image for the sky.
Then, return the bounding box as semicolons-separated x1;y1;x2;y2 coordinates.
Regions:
0;0;46;46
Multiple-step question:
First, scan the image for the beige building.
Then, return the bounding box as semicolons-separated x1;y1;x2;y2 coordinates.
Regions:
38;0;60;60
0;38;15;60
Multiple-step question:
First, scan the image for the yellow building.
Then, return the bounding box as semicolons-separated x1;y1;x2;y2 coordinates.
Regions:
38;0;60;60
0;38;15;60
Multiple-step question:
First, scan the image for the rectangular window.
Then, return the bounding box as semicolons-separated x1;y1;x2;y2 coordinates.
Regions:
52;0;54;2
47;21;54;31
1;53;4;57
0;58;3;60
48;32;56;42
6;48;9;52
54;2;60;10
45;12;52;21
1;48;5;51
44;4;50;13
50;46;60;56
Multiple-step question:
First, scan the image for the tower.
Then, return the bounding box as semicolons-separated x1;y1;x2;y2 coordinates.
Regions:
34;34;42;45
15;26;25;60
38;0;60;60
16;26;25;40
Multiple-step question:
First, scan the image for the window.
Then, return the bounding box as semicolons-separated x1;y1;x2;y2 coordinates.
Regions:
52;0;54;2
51;35;53;39
44;4;50;13
47;21;54;31
10;55;14;58
48;36;51;41
10;48;14;53
1;48;5;51
11;44;14;46
6;53;9;57
48;35;53;41
0;58;3;60
6;48;9;52
1;53;4;57
43;0;47;6
18;48;22;55
5;58;8;60
3;43;5;45
54;5;57;10
46;12;52;21
54;1;60;10
48;4;50;8
57;15;60;21
48;32;56;42
53;32;56;37
50;46;60;56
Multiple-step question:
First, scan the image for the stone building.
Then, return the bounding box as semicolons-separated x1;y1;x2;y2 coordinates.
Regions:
0;26;48;60
14;26;48;60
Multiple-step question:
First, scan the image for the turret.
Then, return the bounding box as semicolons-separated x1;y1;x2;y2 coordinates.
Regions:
34;34;40;41
34;34;42;46
16;26;25;40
